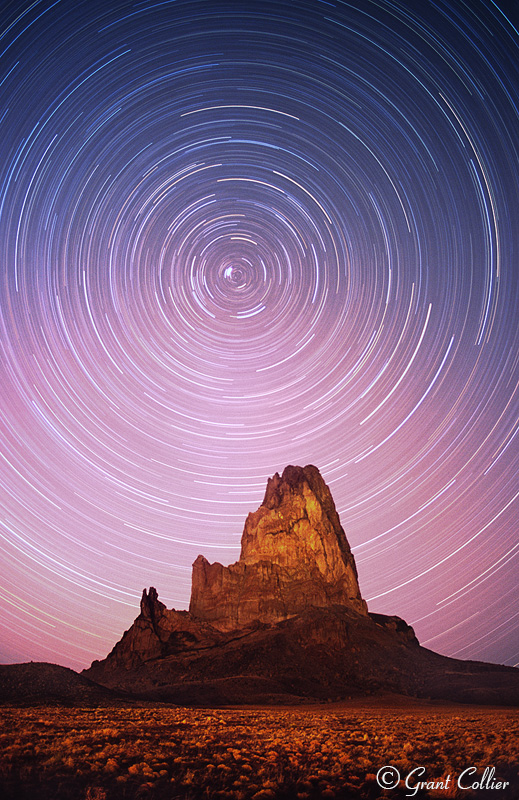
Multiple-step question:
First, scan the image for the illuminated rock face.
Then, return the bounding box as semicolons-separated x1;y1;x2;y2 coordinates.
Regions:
189;465;367;630
84;464;519;705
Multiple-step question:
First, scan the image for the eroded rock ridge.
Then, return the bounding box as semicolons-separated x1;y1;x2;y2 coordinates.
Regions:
84;465;519;706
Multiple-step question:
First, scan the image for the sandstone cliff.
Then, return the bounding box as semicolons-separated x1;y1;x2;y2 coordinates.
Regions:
83;465;519;706
189;465;367;629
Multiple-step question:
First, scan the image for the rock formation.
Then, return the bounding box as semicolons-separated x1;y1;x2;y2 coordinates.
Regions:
84;465;519;706
190;465;367;629
95;585;239;672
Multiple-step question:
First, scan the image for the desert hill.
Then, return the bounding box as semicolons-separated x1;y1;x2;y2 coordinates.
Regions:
0;662;131;706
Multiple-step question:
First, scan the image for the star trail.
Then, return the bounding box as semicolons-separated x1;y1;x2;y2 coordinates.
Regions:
0;0;517;671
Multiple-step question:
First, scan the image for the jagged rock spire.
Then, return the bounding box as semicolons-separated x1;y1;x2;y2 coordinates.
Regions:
140;587;165;622
189;465;367;630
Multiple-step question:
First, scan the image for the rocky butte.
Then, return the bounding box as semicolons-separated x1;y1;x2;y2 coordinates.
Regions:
190;464;367;629
85;465;519;705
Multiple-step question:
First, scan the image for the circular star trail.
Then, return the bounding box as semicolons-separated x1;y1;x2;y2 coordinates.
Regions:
0;0;517;670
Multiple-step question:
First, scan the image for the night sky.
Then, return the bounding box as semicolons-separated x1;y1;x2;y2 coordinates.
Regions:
1;0;518;673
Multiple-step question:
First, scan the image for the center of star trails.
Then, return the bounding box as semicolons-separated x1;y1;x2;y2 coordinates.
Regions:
224;265;246;287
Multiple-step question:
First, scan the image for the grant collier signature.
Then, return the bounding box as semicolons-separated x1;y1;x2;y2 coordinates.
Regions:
376;765;511;795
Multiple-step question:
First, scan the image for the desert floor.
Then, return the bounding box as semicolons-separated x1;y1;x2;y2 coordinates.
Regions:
0;699;517;799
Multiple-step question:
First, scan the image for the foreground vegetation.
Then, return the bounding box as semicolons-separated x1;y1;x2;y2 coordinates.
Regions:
0;702;517;799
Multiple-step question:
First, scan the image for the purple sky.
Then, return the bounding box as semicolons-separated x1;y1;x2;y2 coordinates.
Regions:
0;0;518;672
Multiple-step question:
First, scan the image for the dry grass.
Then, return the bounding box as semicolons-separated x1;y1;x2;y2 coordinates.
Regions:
0;702;517;799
